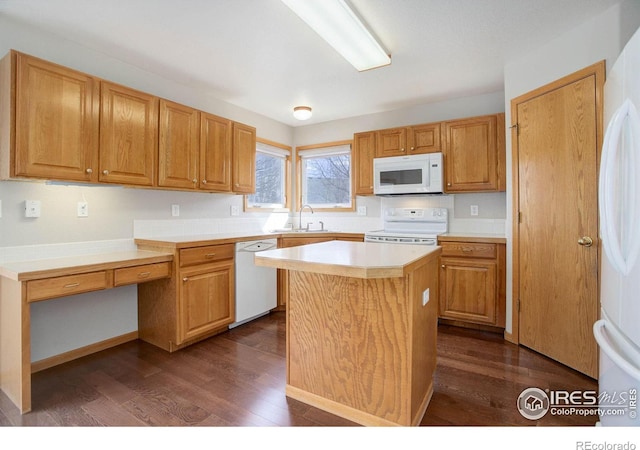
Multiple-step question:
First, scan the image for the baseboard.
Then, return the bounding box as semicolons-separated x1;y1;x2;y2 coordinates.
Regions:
31;331;139;373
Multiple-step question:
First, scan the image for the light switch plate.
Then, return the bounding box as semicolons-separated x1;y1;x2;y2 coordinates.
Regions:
77;201;89;217
470;205;479;216
230;205;240;216
171;204;180;217
357;206;367;216
25;200;41;218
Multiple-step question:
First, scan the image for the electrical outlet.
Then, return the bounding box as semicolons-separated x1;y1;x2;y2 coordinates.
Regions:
77;201;89;217
171;204;180;217
422;288;430;306
25;200;41;218
230;205;240;216
357;206;367;216
470;205;479;216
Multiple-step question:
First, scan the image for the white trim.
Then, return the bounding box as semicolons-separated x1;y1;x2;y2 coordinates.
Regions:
298;144;351;158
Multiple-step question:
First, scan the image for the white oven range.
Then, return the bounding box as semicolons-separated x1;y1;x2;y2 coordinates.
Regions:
364;207;448;245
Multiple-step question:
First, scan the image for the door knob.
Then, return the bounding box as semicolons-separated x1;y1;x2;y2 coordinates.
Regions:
578;236;593;247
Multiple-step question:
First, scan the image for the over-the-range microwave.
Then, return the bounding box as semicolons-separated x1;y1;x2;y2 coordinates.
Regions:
373;153;443;195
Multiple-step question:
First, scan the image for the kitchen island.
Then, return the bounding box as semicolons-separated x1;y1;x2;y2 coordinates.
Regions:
254;240;441;426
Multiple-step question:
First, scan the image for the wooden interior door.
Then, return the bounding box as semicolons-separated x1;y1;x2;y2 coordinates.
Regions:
512;62;603;378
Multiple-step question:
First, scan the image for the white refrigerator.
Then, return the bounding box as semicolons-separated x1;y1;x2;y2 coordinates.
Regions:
595;25;640;426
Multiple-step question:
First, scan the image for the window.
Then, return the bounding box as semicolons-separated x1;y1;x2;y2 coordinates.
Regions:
245;139;291;210
297;141;353;210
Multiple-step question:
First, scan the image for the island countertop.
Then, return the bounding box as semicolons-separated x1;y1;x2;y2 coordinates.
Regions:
254;240;440;279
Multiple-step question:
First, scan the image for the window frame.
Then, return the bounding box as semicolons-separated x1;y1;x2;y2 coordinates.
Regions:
296;140;355;212
244;138;292;212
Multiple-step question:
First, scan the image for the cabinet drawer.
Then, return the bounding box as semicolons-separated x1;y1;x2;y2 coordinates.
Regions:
440;242;496;259
179;243;234;267
114;262;171;286
27;271;108;302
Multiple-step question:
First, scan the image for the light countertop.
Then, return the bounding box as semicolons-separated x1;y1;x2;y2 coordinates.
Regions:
135;231;364;249
0;250;173;281
254;240;441;279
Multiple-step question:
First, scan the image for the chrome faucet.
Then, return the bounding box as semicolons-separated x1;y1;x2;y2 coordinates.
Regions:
299;204;314;230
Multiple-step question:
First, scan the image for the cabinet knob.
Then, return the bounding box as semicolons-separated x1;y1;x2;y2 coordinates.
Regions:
447;182;451;186
86;168;93;174
401;148;405;152
192;178;197;184
202;180;207;184
182;277;189;282
103;170;109;175
411;147;415;151
441;264;445;268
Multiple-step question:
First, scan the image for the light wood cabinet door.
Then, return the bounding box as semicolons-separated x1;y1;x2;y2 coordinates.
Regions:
408;122;441;154
232;122;256;194
439;258;497;325
178;260;234;344
99;81;158;186
13;52;99;182
199;112;232;191
353;131;376;195
442;113;505;192
158;99;199;189
375;127;407;157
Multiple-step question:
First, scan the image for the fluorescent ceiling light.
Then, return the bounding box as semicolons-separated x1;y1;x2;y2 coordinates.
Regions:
281;0;391;72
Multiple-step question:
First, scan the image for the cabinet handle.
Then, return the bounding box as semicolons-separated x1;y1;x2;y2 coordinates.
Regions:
86;168;93;174
578;236;593;247
205;253;216;258
462;247;473;253
137;272;151;279
64;283;80;289
103;170;109;175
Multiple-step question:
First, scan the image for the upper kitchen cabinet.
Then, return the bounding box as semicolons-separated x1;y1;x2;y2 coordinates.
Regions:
158;99;200;190
0;51;100;182
375;122;441;158
353;131;376;195
232;122;256;194
99;81;158;186
199;112;232;192
442;113;505;193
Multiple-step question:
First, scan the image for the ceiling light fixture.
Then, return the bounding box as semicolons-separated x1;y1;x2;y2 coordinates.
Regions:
281;0;391;72
293;106;312;120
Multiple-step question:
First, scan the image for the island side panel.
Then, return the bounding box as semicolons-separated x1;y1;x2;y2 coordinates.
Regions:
409;252;439;425
287;271;412;425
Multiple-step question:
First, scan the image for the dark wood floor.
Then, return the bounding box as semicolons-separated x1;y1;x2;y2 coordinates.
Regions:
0;311;598;427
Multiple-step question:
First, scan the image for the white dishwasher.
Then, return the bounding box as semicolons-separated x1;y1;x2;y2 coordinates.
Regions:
230;238;278;328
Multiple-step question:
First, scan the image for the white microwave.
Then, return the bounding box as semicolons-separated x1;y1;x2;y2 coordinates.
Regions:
373;153;443;195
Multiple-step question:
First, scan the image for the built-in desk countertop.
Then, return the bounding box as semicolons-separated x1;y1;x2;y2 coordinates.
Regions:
0;250;173;414
254;240;440;279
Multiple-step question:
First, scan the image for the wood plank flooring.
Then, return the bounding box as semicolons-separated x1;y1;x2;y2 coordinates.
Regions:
0;312;598;427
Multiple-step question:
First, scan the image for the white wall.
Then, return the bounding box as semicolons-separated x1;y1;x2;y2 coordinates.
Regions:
502;0;640;334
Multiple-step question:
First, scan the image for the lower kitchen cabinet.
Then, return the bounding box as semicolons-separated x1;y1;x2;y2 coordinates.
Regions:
137;242;235;352
179;260;234;344
438;239;506;329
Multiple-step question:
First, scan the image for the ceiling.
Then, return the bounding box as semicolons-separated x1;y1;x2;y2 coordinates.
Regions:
0;0;624;126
